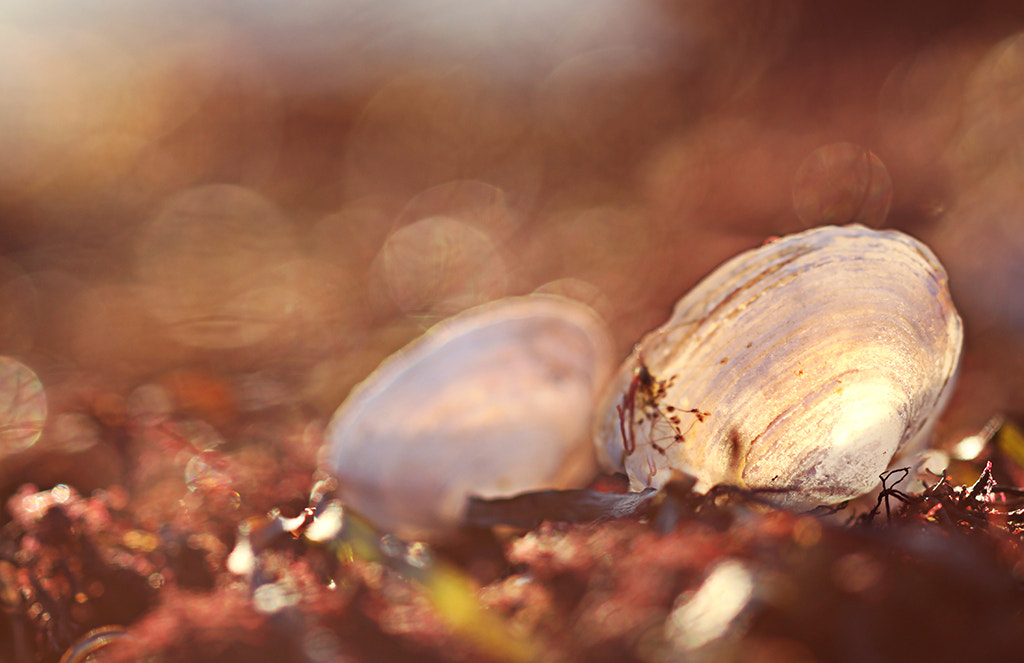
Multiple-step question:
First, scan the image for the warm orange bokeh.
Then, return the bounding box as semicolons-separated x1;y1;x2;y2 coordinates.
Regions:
0;1;1021;466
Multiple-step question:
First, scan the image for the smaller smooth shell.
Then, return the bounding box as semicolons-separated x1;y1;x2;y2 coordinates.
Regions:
596;224;963;509
324;295;614;538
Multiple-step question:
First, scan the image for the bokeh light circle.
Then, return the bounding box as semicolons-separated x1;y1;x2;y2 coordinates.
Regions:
792;142;892;228
0;357;46;455
134;184;300;349
375;216;508;319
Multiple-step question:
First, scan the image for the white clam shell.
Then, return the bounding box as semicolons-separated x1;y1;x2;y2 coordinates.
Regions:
596;224;963;509
325;294;614;538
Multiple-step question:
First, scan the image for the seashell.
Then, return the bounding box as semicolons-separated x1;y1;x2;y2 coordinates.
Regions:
595;224;963;510
324;294;614;539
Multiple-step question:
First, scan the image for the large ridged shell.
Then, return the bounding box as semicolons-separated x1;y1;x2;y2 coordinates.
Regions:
595;224;963;509
325;294;614;538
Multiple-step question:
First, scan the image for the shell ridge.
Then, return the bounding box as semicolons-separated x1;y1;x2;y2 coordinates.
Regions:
596;224;963;509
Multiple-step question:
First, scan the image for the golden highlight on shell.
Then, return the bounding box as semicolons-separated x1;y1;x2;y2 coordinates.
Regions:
596;224;963;510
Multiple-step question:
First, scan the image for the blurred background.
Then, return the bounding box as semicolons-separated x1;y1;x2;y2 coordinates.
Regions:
2;0;1024;489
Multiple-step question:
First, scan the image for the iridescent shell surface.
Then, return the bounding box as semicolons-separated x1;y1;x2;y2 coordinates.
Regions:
325;295;614;538
595;224;963;509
